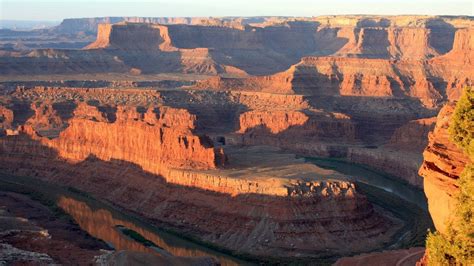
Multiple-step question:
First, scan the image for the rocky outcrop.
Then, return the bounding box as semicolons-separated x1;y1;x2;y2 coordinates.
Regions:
0;136;398;258
0;106;14;131
343;117;437;187
429;28;474;101
418;103;471;234
387;117;437;152
6;85;439;186
0;244;54;265
17;102;223;171
85;23;172;50
236;110;356;157
0;87;406;259
238;110;310;134
334;26;447;60
52;16;289;35
199;54;472;109
2;16;472;76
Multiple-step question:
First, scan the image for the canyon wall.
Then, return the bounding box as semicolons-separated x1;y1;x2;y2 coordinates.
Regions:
0;91;403;259
419;103;471;234
237;110;356;157
2;16;472;76
7;101;223;171
201;50;472;109
4;85;442;187
52;16;290;35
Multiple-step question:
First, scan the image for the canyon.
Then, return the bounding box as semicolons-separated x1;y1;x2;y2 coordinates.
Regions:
0;89;403;261
0;14;472;264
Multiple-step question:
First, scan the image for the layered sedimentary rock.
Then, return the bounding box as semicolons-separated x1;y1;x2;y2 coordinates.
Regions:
13;101;223;171
236;110;356;157
4;84;439;186
429;28;474;101
0;106;14;130
189;21;472;187
53;16;290;35
200;52;472;109
419;103;471;234
2;16;472;76
344;118;436;187
0;88;402;259
387;118;437;152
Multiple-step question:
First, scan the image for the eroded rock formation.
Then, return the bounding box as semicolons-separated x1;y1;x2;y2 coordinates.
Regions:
2;16;472;76
419;103;471;234
1;15;472;262
0;88;404;259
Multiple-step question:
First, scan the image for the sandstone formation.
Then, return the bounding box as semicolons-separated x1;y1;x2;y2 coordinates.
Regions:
4;84;439;187
1;16;472;76
199;50;471;109
18;101;224;171
1;14;472;263
0;88;405;260
418;103;471;234
53;16;290;35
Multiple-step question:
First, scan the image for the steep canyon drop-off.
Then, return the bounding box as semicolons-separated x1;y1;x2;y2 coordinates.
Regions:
0;15;473;263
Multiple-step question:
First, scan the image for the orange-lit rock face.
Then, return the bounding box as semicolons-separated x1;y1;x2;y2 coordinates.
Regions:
0;88;403;258
17;101;221;171
0;142;394;258
199;55;471;109
49;117;217;170
237;110;356;155
428;28;474;101
195;26;473;108
239;110;309;134
439;28;474;65
419;103;470;234
3;16;472;77
86;23;171;50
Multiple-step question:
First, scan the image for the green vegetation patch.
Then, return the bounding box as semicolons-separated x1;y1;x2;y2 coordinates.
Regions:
426;87;474;265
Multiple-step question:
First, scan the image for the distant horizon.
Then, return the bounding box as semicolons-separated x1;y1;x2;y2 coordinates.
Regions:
1;0;473;21
1;14;473;23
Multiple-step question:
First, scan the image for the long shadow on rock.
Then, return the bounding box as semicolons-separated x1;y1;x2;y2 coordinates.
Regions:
0;133;398;261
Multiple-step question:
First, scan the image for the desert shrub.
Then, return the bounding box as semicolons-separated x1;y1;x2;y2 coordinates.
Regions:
449;87;474;157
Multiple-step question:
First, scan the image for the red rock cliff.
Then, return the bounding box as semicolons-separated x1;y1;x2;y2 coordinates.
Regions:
0;98;400;259
419;103;471;234
18;102;223;171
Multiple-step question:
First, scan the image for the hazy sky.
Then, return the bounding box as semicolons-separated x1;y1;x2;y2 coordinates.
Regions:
1;0;473;21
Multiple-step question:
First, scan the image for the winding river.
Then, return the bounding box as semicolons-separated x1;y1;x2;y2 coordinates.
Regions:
305;157;428;210
0;157;432;264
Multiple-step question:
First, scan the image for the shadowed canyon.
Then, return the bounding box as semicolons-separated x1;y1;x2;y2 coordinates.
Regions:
0;14;473;265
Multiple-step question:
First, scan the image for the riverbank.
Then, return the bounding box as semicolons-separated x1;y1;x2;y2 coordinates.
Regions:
0;172;356;265
0;190;109;265
1;164;433;265
306;157;434;248
0;173;241;265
